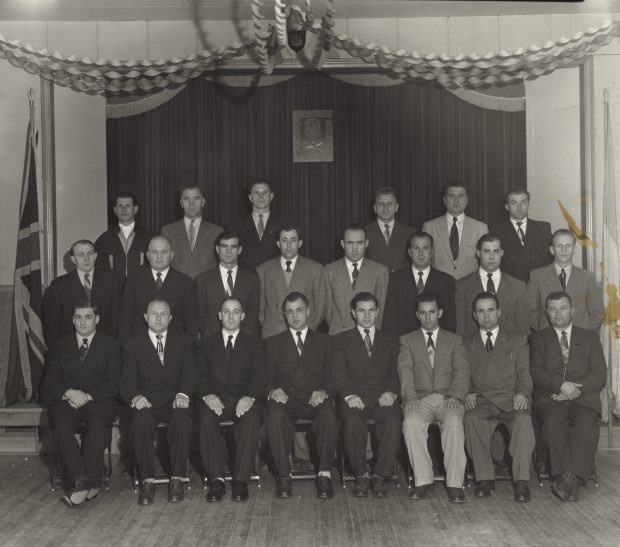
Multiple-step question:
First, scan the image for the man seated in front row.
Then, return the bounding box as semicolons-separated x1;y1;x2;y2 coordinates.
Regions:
195;297;266;503
530;291;606;501
332;292;401;498
264;292;339;499
120;299;196;506
43;300;121;507
397;292;470;503
463;292;535;502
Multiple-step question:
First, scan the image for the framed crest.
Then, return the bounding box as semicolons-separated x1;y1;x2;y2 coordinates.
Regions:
292;110;334;163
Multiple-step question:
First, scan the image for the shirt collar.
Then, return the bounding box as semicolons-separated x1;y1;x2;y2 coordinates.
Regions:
222;328;240;346
357;325;376;340
148;329;167;346
252;210;270;222
219;263;238;275
119;221;135;234
412;265;431;276
446;212;465;223
76;269;95;285
377;219;395;231
289;326;308;342
76;332;95;347
510;217;527;229
479;326;499;345
184;216;201;229
345;257;363;269
280;255;299;270
152;267;170;281
553;324;573;341
553;263;572;276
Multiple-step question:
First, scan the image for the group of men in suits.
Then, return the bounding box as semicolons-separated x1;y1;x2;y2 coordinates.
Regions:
40;179;607;507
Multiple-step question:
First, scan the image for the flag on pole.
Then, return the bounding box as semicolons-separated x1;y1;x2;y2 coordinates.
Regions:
4;90;46;405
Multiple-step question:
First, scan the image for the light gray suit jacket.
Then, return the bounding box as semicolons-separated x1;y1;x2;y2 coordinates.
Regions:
256;255;325;339
422;215;488;280
321;257;389;335
161;218;222;279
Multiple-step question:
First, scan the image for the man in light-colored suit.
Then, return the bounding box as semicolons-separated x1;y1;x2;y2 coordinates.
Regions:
257;224;325;339
398;292;470;503
322;224;389;335
161;185;222;279
422;183;488;280
365;187;416;273
527;229;604;331
455;234;529;336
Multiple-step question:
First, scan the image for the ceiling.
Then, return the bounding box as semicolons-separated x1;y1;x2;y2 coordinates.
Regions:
0;0;616;22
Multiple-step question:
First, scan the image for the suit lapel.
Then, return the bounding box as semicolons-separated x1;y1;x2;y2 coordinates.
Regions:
543;265;561;291
413;330;433;378
70;270;89;299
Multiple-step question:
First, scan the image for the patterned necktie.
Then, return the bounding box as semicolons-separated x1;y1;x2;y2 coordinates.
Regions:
559;268;567;290
384;223;391;244
560;330;569;364
286;260;292;273
364;328;373;355
189;219;196;251
79;337;89;361
156;334;164;364
352;262;359;289
156;272;163;290
426;331;435;366
227;270;234;296
449;216;459;261
296;331;304;354
486;273;496;294
226;334;234;360
83;272;92;299
516;221;525;245
257;214;265;241
486;331;494;355
416;271;424;293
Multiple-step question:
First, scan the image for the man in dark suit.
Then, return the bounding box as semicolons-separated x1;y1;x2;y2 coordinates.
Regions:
43;300;121;506
257;224;325;338
265;292;338;499
527;229;605;331
121;299;197;506
365;187;416;273
119;235;199;341
227;180;286;272
196;297;266;502
463;292;535;502
332;292;401;498
490;188;552;283
43;239;119;345
161;185;222;279
455;234;529;336
194;229;260;337
530;291;606;501
398;292;469;503
383;231;456;336
94;191;153;287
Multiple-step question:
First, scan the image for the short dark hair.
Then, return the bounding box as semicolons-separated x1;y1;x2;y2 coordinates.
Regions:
476;233;503;251
73;299;97;314
374;187;397;202
215;229;242;247
70;240;95;256
416;292;442;310
113;191;138;207
180;185;203;196
545;291;572;308
472;291;500;312
504;188;530;203
342;223;367;240
219;296;244;312
248;179;273;195
277;223;302;240
282;291;309;311
350;292;378;310
408;231;434;248
442;182;468;198
551;228;575;245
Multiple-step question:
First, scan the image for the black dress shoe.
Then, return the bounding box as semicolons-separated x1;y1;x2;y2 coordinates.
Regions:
352;476;369;497
168;478;184;502
316;476;334;499
63;479;89;507
567;481;581;502
513;480;531;502
207;479;226;502
409;483;432;500
551;472;578;502
447;487;465;503
138;481;155;506
371;476;388;498
475;480;494;497
276;476;292;498
232;480;249;502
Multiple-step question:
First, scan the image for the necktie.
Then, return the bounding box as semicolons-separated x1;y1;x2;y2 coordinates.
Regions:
364;328;373;355
486;273;496;294
559;268;567;290
79;337;89;361
156;272;163;290
416;271;424;293
285;260;292;273
426;331;435;366
486;331;494;355
227;270;234;296
189;219;196;251
352;262;359;289
156;334;164;364
516;221;525;245
384;223;391;244
226;334;234;360
83;272;92;299
560;330;569;364
296;331;304;354
449;216;459;261
257;214;265;241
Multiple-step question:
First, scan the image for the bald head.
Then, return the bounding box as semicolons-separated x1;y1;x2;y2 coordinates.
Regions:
147;235;174;271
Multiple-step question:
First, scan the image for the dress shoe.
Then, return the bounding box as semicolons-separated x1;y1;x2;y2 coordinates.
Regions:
409;483;433;500
86;487;100;501
207;479;225;502
551;472;578;502
567;481;582;502
138;481;155;506
352;476;369;497
371;475;388;498
276;476;292;498
232;480;249;502
168;478;184;503
447;487;465;503
63;479;89;507
475;480;494;497
513;481;531;502
316;476;334;499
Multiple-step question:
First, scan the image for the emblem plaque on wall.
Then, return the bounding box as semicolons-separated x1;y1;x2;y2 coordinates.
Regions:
292;110;333;163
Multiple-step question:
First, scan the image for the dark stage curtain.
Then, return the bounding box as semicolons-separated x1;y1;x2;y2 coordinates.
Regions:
106;72;525;264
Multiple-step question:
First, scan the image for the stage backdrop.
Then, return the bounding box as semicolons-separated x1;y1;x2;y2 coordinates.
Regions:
106;72;525;264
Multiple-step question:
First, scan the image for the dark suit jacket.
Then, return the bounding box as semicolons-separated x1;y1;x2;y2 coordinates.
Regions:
463;329;531;413
529;326;606;413
120;332;197;408
195;332;266;403
364;220;416;273
42;269;119;345
383;267;456;336
161;218;222;279
227;214;285;272
119;266;199;341
490;218;552;283
43;333;121;402
94;224;154;285
265;329;334;403
331;328;400;402
194;266;260;337
455;270;529;336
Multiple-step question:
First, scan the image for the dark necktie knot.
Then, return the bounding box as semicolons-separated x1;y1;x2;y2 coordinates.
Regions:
80;337;89;361
425;331;435;350
84;273;90;284
286;260;292;273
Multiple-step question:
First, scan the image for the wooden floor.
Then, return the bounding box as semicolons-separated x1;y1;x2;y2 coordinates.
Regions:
1;451;620;547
